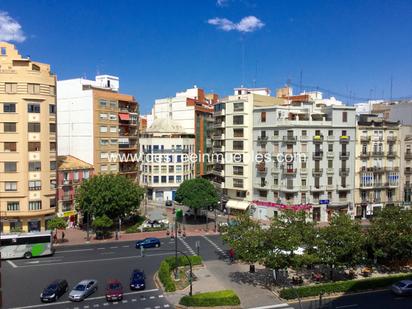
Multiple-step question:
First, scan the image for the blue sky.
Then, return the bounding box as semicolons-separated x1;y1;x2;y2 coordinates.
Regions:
1;0;412;113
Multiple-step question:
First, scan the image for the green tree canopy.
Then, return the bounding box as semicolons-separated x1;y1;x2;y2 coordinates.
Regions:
91;215;113;230
367;206;412;265
47;217;67;230
75;174;144;220
175;178;218;212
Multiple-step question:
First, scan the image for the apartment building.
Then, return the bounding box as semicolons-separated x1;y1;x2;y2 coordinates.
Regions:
57;155;94;225
149;87;217;176
399;125;412;206
354;114;401;218
252;98;356;222
0;42;57;232
211;87;286;212
57;75;139;180
139;118;195;201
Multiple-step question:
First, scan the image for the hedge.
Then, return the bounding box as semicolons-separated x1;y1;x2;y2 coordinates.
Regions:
158;255;203;292
280;272;412;300
179;290;241;307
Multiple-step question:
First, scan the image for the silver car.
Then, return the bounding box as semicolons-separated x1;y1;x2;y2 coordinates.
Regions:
69;280;98;301
391;280;412;296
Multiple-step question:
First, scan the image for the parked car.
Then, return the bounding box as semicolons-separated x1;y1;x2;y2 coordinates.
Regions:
165;200;173;207
391;280;412;295
130;269;146;290
105;280;123;301
135;237;161;249
40;279;68;302
69;279;98;301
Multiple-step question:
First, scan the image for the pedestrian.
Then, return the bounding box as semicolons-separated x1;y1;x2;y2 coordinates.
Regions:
61;231;65;242
53;232;57;243
229;248;235;263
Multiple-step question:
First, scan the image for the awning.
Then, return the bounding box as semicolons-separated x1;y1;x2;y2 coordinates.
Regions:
119;113;130;121
226;200;250;211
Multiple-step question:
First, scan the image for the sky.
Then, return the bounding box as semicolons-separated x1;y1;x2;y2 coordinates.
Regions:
1;0;412;114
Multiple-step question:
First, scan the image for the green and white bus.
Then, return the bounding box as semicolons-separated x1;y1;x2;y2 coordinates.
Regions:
0;231;55;259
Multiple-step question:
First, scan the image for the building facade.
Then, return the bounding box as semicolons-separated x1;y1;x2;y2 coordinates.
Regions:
139;118;195;201
57;155;94;225
57;75;139;180
354;114;401;218
0;42;57;232
399;125;412;207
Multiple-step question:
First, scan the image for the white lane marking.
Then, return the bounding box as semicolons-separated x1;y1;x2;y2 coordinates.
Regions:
97;248;105;250
9;289;159;309
100;252;115;255
84;306;90;309
155;306;161;309
247;304;292;309
55;248;94;254
164;305;170;308
141;297;146;300
158;295;164;298
110;246;118;249
132;298;137;302
178;236;196;255
149;296;155;299
122;300;128;303
7;260;18;268
202;236;226;256
93;305;100;308
26;261;40;264
122;245;129;248
336;305;359;309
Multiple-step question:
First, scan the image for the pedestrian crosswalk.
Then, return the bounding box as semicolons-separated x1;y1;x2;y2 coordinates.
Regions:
247;303;294;309
178;236;196;255
201;235;227;256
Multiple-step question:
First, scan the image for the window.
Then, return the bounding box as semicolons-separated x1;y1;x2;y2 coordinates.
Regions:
328;160;333;168
28;122;40;132
50;161;56;171
5;182;17;191
328;130;333;136
4;122;16;132
7;202;19;211
100;126;108;133
161;176;167;183
328;144;333;152
233;115;244;125
110;126;117;133
109;114;117;120
49;104;56;114
100;113;108;119
49;86;56;95
302;130;307;136
99;99;108;107
100;152;108;159
153;176;159;183
110;101;117;108
261;112;266;122
233;141;244;150
110;164;117;171
4;162;17;172
342;130;347;136
50;179;57;189
100;165;108;172
176;176;182;183
301;179;307;187
342;111;348;122
233;179;244;188
1;47;6;55
50;142;56;151
236;191;246;198
5;83;17;94
83;170;90;179
233;102;244;111
29;161;41;171
176;165;182;172
50;198;56;208
28;142;40;152
100;139;109;145
29;180;41;190
233;128;244;137
3;103;16;112
233;166;243;175
274;130;279;136
4;142;16;152
168;165;174;173
328;177;333;185
168;175;174;183
27;83;40;94
29;201;42;211
49;123;56;133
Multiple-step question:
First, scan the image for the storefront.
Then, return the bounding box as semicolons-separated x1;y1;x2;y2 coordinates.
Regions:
225;200;251;215
28;219;41;232
251;200;312;220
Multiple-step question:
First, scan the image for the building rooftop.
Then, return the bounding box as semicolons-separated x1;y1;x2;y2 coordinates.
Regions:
58;155;94;171
146;117;185;134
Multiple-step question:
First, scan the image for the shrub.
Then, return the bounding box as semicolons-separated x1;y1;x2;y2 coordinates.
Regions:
280;273;412;300
179;290;241;307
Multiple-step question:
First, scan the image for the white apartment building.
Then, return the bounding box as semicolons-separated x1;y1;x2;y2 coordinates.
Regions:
139;118;195;201
400;125;412;207
252;101;356;223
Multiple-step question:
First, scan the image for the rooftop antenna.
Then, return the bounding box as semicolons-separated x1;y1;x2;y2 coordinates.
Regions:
299;69;303;93
390;75;393;103
253;61;258;88
241;34;246;87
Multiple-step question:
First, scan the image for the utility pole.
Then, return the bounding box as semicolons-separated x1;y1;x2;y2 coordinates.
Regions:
174;212;178;280
86;211;90;241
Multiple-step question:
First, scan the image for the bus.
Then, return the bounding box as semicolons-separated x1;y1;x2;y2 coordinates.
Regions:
0;231;55;259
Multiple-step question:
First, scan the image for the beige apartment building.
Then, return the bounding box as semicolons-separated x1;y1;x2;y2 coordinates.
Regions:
57;75;139;180
400;125;412;206
0;42;57;233
354;114;401;218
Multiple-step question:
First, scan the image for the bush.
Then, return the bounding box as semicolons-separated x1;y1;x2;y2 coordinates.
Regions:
158;255;203;292
279;273;412;300
179;290;240;307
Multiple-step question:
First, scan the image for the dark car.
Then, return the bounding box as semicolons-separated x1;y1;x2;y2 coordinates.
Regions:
130;269;146;290
40;279;68;302
135;237;161;249
165;200;173;207
105;280;123;301
391;280;412;296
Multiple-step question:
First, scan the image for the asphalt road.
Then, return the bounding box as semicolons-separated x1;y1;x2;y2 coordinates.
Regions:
2;235;229;309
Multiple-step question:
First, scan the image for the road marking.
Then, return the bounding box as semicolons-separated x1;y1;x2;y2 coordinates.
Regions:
84;305;90;309
141;297;146;300
122;300;128;303
122;245;130;248
97;248;105;250
55;248;94;254
164;305;170;308
110;246;118;249
178;236;196;255
149;296;155;299
7;260;18;268
93;305;99;308
202;235;226;256
9;289;159;309
26;261;40;264
336;305;359;309
132;298;137;302
247;304;292;309
155;306;161;309
100;252;115;255
158;295;164;298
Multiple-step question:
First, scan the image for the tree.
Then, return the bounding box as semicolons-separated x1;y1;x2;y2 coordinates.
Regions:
175;178;218;216
92;215;113;239
263;210;317;271
222;214;265;269
367;206;412;266
47;217;67;230
316;213;365;278
75;174;144;221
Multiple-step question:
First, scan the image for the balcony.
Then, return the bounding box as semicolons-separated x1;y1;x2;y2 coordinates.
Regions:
327;151;334;158
327;135;335;141
213;133;225;140
282;135;297;144
371;151;385;157
62;179;72;186
369;166;384;173
310;186;324;192
213;121;225;129
359;152;369;159
283;168;297;175
270;135;281;142
336;185;350;191
214;109;225;116
405;152;412;160
405;168;412;175
339;136;350;144
256;163;267;174
327;184;335;190
213;145;225;152
254;181;268;189
257;136;269;144
387;151;397;158
281;186;299;193
360;135;371;142
339;152;350;160
339;168;350;176
62;195;74;201
300;168;308;174
385;182;398;188
271;167;281;174
312;168;323;176
360;183;373;189
271;184;279;190
313;135;324;143
119;144;137;150
327;168;334;174
387;136;396;143
312;151;323;160
385;167;399;172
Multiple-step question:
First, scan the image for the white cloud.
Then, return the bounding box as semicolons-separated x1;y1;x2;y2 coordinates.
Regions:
208;16;264;33
0;11;26;43
216;0;229;7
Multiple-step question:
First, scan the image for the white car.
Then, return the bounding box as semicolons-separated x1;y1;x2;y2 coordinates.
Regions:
69;280;98;302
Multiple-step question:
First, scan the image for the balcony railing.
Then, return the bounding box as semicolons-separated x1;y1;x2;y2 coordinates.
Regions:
360;135;371;142
312;168;323;176
387;151;397;158
405;168;412;175
313;135;324;143
371;151;385;157
282;135;297;143
283;168;297;175
339;168;350;176
327;168;334;174
359;152;369;159
385;167;399;172
387;136;396;143
271;167;281;174
327;151;334;158
340;152;350;159
405;152;412;160
339;136;350;143
312;151;323;160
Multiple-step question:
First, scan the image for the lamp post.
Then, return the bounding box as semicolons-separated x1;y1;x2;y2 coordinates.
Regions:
86;211;91;241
